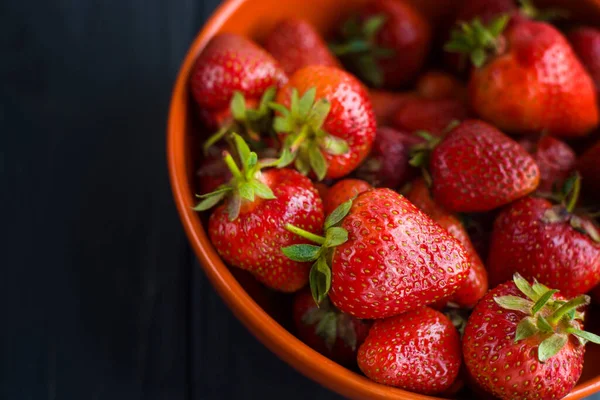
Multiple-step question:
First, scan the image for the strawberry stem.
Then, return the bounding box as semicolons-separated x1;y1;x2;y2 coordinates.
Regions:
547;295;590;325
290;125;310;153
222;151;244;181
285;224;326;245
565;173;581;213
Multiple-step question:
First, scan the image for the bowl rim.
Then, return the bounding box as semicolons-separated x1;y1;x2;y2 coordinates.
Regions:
166;0;600;398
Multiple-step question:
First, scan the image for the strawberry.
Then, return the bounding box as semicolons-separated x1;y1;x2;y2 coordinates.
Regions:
293;289;371;367
368;90;418;125
519;135;576;193
313;182;329;200
447;18;599;137
330;0;431;88
578;139;600;201
463;273;600;400
569;27;600;97
190;33;288;150
194;134;324;292
323;179;372;217
487;177;600;297
411;119;540;213
415;70;467;101
282;188;469;319
357;307;462;394
196;144;231;195
272;65;376;180
407;178;488;308
391;98;469;137
354;127;421;189
264;18;341;76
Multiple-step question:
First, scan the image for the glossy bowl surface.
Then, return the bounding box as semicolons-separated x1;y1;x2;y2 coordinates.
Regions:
168;1;600;398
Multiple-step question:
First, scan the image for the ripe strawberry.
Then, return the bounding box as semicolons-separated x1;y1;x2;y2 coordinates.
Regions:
411;119;540;213
194;134;324;292
415;70;467;101
282;188;469;319
354;127;421;189
519;135;576;193
391;98;469;137
487;180;600;297
357;307;462;394
463;274;600;400
263;18;341;76
323;179;372;217
407;178;488;308
272;65;376;180
293;289;371;367
190;33;287;149
578;139;600;201
447;18;599;137
368;90;418;125
569;27;600;97
330;0;431;88
313;182;329;200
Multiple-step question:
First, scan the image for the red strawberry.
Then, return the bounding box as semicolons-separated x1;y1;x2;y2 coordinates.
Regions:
357;307;462;394
407;178;488;308
282;188;469;319
323;179;372;217
487;186;600;297
463;274;600;400
330;0;431;88
415;70;467;101
264;18;341;76
368;90;418;125
448;18;599;137
391;98;469;137
569;27;600;97
272;65;376;180
313;182;329;200
578;139;600;201
412;119;540;213
190;33;288;150
354;127;421;189
519;135;576;193
293;289;371;367
194;134;324;292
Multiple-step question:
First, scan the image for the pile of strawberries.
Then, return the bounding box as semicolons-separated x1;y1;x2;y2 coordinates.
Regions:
189;0;600;399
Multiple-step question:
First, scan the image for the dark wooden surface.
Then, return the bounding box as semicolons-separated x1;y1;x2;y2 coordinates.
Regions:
1;1;597;400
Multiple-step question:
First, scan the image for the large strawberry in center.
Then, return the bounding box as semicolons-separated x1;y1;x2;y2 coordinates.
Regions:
283;188;469;319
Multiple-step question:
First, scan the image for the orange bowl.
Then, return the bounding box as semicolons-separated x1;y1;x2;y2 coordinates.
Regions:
168;1;600;398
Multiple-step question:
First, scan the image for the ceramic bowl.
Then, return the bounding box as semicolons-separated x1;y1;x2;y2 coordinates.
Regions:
167;1;600;398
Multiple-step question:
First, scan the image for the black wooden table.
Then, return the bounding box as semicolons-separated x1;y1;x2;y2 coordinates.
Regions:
0;1;597;399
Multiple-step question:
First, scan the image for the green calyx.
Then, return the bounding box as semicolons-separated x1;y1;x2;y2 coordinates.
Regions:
271;87;349;181
203;87;277;154
494;273;600;363
302;297;358;351
329;14;394;87
518;0;569;22
408;130;444;187
444;14;509;68
540;173;600;243
193;133;276;220
282;198;353;304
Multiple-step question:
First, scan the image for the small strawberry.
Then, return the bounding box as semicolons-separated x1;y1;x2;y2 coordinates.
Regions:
487;175;600;297
519;135;576;193
323;179;372;217
282;188;469;319
415;70;467;101
330;0;431;88
194;134;324;292
196;144;232;195
190;33;288;150
463;273;600;400
447;18;599;137
407;178;488;308
569;27;600;97
410;120;540;213
368;90;418;125
354;127;421;189
391;98;469;137
264;18;341;76
357;307;462;394
272;65;376;180
578;139;600;201
293;289;371;367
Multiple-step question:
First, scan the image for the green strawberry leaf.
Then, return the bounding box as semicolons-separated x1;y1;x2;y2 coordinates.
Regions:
319;134;349;156
489;14;509;36
282;244;322;262
307;99;331;132
513;273;539;301
276;147;296;168
324;227;349;248
315;311;338;350
246;152;258;172
329;39;371;56
532;289;558;315
566;328;600;345
233;133;252;166
471;48;486;68
226;192;242;221
269;102;291;117
290;88;300;120
538;334;567;362
295;152;311;176
273;116;292;133
308;144;327;181
310;256;332;305
356;53;383;87
202;126;229;155
515;317;538;342
536;315;553;333
238;182;255;202
494;295;533;314
192;190;229;211
257;86;277;116
324;198;353;229
230;91;247;121
532;280;551;298
298;87;317;118
362;14;387;40
248;180;275;200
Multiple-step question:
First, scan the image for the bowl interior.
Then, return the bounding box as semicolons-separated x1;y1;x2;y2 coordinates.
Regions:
168;0;600;399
